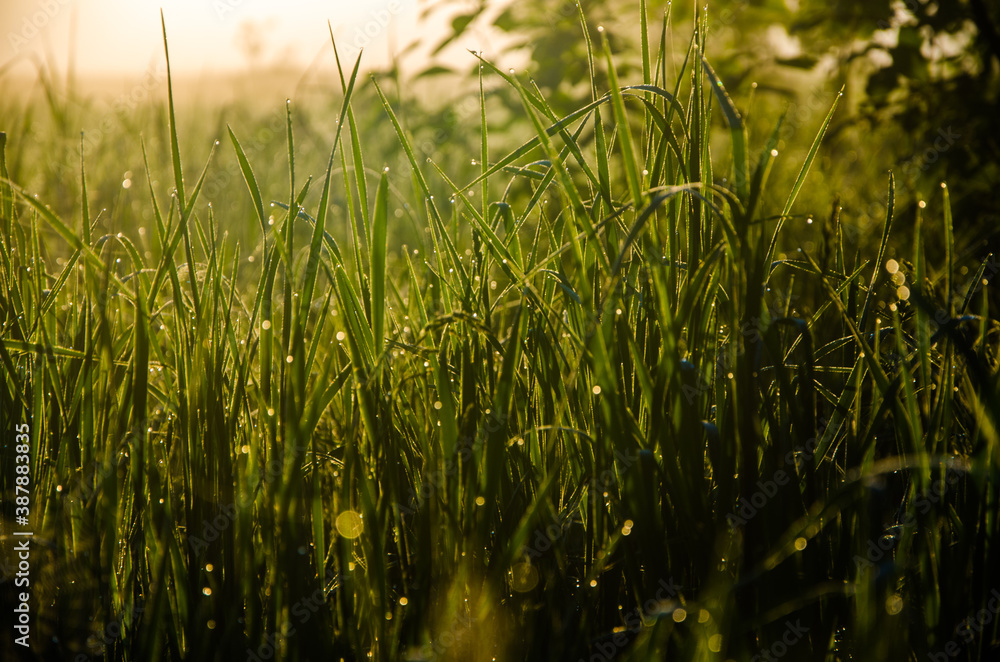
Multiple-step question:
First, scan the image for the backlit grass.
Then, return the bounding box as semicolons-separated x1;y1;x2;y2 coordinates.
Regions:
1;5;998;661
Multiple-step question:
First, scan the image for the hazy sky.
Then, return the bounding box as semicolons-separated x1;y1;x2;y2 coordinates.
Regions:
1;0;505;80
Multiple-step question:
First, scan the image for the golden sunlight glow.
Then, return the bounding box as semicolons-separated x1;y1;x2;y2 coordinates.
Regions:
2;0;511;82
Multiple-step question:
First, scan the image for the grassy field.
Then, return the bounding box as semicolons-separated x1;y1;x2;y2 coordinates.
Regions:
2;5;999;661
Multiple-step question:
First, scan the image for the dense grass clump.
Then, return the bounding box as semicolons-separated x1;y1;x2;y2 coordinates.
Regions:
2;6;999;662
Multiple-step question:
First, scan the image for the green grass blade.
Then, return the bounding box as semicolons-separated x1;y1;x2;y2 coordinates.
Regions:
370;169;389;356
765;87;843;269
602;31;644;211
227;126;267;237
701;55;747;203
160;11;186;208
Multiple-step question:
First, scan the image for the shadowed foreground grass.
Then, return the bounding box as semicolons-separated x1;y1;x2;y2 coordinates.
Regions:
1;5;999;662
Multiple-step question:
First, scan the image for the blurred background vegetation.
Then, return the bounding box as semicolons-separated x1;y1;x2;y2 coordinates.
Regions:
2;0;995;267
415;0;999;260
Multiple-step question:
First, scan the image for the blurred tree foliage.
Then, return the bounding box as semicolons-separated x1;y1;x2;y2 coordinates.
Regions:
787;0;998;247
421;0;998;251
